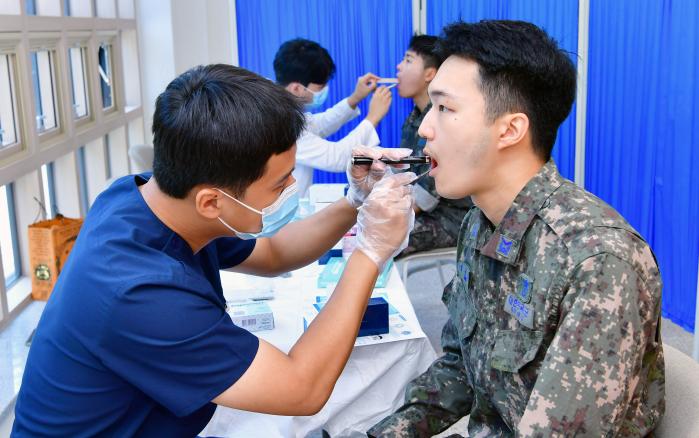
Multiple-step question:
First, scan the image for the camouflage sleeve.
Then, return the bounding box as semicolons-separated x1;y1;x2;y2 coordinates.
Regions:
518;253;660;437
367;315;473;438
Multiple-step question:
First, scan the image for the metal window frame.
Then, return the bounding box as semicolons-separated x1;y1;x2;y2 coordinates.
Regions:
0;53;21;149
76;145;90;214
30;47;61;135
67;45;91;120
0;0;145;329
103;133;112;180
3;183;22;289
26;0;37;15
41;161;58;218
97;43;114;111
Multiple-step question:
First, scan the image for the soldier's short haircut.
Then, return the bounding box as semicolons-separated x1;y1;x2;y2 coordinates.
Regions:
436;20;576;161
408;34;443;70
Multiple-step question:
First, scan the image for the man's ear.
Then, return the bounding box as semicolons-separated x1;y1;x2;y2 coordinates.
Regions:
423;66;437;83
285;82;305;98
495;112;530;151
195;188;224;219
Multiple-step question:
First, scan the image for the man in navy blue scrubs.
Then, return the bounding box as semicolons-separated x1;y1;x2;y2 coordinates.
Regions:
12;64;415;437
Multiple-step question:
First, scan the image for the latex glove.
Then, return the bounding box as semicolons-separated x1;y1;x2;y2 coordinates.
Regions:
348;72;380;107
355;172;416;270
365;86;393;127
345;146;413;209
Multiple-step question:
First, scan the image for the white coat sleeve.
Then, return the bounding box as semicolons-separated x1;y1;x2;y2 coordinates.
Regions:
305;98;361;139
295;119;380;173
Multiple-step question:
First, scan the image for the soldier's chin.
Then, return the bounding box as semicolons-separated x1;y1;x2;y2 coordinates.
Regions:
436;180;471;200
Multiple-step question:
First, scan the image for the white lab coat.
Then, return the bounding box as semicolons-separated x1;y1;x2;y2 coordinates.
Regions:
293;98;380;197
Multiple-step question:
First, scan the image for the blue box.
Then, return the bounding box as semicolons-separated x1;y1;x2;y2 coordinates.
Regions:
304;296;389;337
318;248;343;265
318;257;393;288
358;297;389;336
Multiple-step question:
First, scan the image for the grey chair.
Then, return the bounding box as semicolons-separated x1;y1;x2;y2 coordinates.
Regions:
398;247;457;290
431;343;699;437
655;343;699;437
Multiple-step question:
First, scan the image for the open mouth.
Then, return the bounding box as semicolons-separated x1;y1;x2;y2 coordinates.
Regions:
427;153;438;175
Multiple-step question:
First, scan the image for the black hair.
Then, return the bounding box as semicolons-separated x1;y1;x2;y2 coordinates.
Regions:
273;38;336;86
436;20;576;160
152;64;305;198
408;34;443;70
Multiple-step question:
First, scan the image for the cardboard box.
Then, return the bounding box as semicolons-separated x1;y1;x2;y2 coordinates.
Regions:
28;215;83;301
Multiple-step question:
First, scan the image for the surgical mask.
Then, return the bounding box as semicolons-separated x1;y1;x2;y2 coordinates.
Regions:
217;182;299;240
304;85;329;110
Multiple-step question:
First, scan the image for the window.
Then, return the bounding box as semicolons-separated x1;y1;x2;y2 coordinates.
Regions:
25;0;37;15
98;44;114;110
1;184;21;288
0;54;20;149
118;0;134;19
30;49;59;133
104;135;112;180
77;146;90;212
26;0;61;16
94;0;116;18
0;1;20;14
68;46;89;119
41;163;57;218
0;0;141;324
66;0;92;17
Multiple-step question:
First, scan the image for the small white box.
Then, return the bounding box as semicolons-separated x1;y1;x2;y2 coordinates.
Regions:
227;301;275;332
309;184;346;204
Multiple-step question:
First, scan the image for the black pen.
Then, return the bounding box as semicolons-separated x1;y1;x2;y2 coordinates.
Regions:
351;156;431;166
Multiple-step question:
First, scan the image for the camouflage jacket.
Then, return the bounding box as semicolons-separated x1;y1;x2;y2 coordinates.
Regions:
400;104;471;235
369;160;665;437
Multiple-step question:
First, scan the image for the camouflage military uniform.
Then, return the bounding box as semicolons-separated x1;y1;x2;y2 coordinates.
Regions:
398;104;472;257
369;160;665;437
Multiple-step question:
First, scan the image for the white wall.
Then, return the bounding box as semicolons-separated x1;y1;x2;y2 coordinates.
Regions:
136;0;237;144
171;0;210;74
136;0;176;145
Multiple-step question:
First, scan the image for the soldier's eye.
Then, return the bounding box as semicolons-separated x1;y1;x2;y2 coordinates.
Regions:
438;105;450;113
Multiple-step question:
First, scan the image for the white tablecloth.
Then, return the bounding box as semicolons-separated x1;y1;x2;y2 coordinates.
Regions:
199;262;437;438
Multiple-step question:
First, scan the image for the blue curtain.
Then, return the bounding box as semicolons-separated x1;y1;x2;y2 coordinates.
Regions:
235;0;414;184
586;0;699;331
426;0;579;180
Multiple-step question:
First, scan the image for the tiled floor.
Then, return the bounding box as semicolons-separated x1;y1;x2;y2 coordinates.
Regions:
0;302;45;423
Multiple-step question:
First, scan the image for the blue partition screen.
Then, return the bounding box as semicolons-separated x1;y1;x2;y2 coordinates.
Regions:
586;0;699;331
235;0;414;184
235;1;699;330
426;0;579;180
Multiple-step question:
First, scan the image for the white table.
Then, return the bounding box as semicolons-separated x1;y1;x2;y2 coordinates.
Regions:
199;262;437;438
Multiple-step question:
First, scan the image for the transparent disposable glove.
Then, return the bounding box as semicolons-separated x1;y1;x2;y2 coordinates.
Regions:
355;172;416;270
345;146;412;209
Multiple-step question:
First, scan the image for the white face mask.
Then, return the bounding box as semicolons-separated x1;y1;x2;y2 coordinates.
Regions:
216;182;299;240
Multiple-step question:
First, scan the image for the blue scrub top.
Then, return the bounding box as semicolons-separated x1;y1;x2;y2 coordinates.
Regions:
12;174;259;437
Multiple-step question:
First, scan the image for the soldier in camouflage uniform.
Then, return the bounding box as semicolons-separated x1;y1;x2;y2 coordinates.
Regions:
369;20;664;437
395;35;472;257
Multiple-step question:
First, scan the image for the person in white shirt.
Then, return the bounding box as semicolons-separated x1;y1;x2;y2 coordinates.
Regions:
274;38;394;196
